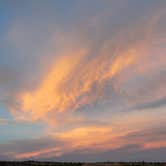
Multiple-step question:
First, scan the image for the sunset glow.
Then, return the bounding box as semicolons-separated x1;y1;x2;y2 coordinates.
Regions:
0;0;165;162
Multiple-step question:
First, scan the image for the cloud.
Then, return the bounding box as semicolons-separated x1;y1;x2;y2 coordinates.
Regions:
0;118;7;125
0;137;61;160
1;0;164;125
0;0;166;161
12;47;136;122
133;96;166;110
7;2;165;124
0;114;165;160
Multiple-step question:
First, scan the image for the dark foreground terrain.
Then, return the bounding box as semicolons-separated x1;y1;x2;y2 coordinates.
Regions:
0;161;165;166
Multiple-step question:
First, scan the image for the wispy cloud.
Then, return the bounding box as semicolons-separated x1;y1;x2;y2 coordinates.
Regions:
0;0;166;161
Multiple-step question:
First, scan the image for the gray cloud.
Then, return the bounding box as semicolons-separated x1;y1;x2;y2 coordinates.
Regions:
134;97;166;110
0;136;63;160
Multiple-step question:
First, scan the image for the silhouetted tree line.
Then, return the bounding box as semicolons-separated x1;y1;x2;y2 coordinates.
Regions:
0;161;165;166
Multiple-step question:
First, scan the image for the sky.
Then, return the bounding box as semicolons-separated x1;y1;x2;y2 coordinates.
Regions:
0;0;166;162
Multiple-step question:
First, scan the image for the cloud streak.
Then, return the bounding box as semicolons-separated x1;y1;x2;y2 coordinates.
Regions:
0;110;166;160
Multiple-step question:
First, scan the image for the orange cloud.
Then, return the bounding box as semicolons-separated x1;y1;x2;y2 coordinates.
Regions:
12;44;137;122
10;107;166;159
52;125;136;153
15;48;88;120
15;147;62;159
11;7;165;123
143;141;166;150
